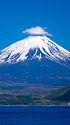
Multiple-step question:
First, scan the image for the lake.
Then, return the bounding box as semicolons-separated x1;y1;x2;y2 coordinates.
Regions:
0;106;70;125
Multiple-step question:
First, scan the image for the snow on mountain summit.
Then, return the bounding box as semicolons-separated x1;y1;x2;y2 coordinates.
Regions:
0;36;70;66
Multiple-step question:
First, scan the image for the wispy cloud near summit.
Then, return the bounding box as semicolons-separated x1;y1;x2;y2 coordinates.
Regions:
22;26;52;36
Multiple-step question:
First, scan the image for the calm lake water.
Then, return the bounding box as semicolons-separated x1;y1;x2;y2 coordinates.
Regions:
0;106;70;125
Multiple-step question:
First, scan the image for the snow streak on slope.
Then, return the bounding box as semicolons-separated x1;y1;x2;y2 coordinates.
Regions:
0;36;70;66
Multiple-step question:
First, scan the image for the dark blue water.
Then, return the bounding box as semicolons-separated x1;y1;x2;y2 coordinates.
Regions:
0;106;70;125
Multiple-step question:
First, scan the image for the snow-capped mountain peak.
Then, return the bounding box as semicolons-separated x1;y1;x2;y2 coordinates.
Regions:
0;36;70;66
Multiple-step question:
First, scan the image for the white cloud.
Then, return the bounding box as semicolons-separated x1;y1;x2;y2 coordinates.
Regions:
22;26;52;36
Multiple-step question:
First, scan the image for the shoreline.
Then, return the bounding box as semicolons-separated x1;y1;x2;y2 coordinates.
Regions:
0;105;69;106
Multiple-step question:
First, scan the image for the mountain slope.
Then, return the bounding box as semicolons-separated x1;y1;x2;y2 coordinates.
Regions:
47;85;70;102
0;36;70;67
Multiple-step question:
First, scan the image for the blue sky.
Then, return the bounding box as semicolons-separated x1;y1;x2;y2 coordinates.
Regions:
0;0;70;51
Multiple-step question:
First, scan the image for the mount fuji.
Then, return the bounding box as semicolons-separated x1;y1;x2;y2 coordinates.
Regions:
0;36;70;94
0;36;70;67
